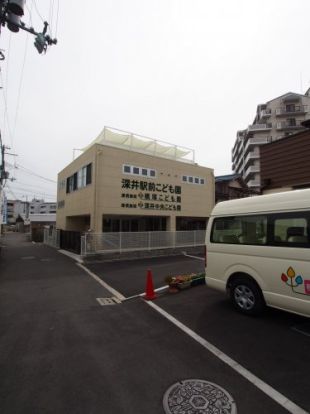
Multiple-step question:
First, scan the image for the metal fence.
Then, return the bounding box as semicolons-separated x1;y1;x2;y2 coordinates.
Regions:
81;230;205;256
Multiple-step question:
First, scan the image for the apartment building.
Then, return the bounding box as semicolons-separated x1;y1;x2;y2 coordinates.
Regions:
232;91;310;191
6;199;29;224
57;127;215;233
29;199;57;215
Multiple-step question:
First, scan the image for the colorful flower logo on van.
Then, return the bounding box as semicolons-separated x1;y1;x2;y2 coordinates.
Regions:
281;267;310;296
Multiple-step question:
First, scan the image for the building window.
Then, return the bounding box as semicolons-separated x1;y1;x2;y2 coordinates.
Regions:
86;163;92;185
287;118;296;126
182;175;206;185
122;164;157;179
66;163;92;193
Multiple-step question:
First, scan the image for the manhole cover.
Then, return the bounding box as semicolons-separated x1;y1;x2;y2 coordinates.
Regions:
163;379;237;414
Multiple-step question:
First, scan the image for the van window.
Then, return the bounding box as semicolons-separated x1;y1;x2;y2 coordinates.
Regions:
211;215;267;245
272;214;309;246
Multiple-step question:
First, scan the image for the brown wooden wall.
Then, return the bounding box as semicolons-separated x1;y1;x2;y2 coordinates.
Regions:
260;130;310;190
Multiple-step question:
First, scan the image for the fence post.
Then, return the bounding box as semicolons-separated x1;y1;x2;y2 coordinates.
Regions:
80;235;84;255
148;232;151;251
120;232;122;254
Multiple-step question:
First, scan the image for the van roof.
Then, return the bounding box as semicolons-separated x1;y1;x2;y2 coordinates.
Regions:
212;188;310;216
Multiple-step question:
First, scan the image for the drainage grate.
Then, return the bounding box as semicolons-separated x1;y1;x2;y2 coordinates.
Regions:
96;297;121;306
163;379;237;414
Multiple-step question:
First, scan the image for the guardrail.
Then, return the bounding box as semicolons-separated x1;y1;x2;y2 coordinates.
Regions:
81;230;206;256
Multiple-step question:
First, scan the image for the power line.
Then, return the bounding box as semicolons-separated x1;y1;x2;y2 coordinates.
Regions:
12;1;33;147
6;185;56;200
6;161;57;184
55;0;59;38
2;32;12;145
12;162;57;183
0;69;14;146
31;0;44;23
9;185;56;197
11;179;55;191
49;0;54;37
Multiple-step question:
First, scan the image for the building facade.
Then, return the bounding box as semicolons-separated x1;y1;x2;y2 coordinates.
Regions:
232;91;310;191
57;127;215;233
260;126;310;194
29;199;57;215
6;199;29;224
215;174;258;203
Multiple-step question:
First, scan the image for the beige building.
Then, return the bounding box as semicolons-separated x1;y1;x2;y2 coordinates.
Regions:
57;127;215;233
232;91;310;191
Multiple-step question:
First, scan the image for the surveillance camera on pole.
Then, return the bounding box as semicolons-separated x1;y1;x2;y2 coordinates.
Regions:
7;0;25;32
0;0;57;56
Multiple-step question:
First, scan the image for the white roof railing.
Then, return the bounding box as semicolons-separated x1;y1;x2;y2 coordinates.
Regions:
83;126;195;164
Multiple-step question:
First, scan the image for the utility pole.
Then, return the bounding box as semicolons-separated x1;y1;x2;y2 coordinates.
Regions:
0;0;57;56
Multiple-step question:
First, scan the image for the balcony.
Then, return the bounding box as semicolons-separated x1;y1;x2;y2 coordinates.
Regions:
244;165;260;180
232;131;246;158
244;150;260;168
275;105;307;116
248;123;272;132
244;136;272;154
233;155;244;173
259;109;272;119
276;120;305;130
247;178;261;188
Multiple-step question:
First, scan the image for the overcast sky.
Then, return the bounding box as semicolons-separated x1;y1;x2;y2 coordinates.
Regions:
1;0;310;201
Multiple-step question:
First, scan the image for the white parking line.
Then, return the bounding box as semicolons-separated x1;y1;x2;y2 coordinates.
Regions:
146;301;308;414
182;252;205;261
291;325;310;338
123;285;169;301
77;263;126;301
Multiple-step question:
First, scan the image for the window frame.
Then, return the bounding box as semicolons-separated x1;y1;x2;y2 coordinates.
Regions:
210;212;310;248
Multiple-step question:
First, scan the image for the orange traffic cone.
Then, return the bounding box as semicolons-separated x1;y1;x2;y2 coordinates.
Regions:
144;269;156;300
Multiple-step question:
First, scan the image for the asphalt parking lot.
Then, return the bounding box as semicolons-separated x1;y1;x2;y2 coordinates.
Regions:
85;254;310;413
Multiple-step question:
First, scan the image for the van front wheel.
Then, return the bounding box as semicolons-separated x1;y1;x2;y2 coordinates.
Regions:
230;278;265;316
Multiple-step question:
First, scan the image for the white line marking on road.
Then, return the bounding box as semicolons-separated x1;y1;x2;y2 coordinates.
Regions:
123;285;169;301
146;301;308;414
77;263;126;301
182;251;205;261
291;326;310;338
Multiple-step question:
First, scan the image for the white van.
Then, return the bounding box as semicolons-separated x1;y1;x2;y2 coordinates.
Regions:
205;188;310;317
